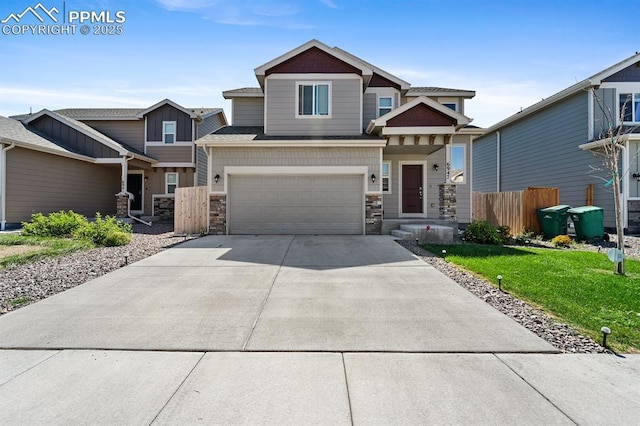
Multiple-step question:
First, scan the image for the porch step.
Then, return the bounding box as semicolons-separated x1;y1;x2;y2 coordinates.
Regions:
400;224;454;243
390;229;414;240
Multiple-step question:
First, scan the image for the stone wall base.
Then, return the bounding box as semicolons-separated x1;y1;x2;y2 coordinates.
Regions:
209;195;227;234
439;184;457;221
365;194;382;235
153;196;175;221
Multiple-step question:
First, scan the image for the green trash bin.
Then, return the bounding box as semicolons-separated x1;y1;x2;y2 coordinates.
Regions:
568;206;604;242
537;205;571;239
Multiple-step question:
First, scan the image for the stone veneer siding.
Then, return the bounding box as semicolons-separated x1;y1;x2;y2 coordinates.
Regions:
116;194;129;218
153;196;175;221
209;195;227;235
439;184;457;220
629;200;640;233
365;194;382;235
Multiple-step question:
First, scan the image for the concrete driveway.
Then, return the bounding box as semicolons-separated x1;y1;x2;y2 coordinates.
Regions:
1;235;639;425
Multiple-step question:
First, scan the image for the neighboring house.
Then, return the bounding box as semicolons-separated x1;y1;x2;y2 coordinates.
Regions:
473;53;640;233
0;99;226;229
197;39;483;235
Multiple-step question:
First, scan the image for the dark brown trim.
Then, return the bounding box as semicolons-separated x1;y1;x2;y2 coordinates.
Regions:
387;104;456;127
369;73;401;90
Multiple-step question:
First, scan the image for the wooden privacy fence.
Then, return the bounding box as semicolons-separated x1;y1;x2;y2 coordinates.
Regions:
472;187;560;235
174;186;208;235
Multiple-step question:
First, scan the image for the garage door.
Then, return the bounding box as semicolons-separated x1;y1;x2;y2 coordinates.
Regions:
229;175;363;234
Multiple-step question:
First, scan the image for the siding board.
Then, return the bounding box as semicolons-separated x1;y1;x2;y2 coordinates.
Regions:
232;98;264;127
82;120;145;152
146;104;192;142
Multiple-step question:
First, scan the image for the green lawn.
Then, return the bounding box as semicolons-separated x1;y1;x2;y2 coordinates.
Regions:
423;243;640;353
0;234;93;268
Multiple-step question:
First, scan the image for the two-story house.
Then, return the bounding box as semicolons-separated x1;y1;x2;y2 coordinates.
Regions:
197;40;483;235
473;52;640;233
0;99;226;229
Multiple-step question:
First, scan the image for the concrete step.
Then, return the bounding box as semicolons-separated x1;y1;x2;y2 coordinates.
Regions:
400;224;454;243
390;229;414;240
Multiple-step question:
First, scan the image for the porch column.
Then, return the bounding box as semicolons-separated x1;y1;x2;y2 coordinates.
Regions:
438;184;457;220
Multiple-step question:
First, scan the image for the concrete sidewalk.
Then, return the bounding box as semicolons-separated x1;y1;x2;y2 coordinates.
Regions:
0;235;639;424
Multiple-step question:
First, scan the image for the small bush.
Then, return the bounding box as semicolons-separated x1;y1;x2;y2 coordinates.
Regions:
551;234;573;248
22;211;88;238
74;213;132;246
496;225;512;244
102;231;131;247
463;220;502;245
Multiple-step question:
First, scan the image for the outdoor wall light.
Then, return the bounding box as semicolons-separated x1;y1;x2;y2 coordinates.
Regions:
433;164;439;172
370;173;376;183
144;176;149;182
214;174;220;183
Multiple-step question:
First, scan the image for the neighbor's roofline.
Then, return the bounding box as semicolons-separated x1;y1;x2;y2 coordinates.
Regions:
482;52;640;134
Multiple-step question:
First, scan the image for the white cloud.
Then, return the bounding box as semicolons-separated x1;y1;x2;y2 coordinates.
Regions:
319;0;338;9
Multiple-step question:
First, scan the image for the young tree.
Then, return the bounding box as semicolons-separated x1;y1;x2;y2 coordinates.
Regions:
590;91;639;275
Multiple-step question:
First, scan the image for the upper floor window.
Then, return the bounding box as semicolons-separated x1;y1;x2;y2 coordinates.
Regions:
447;144;466;184
619;93;640;123
378;97;393;117
442;103;457;111
297;82;330;117
163;121;176;144
382;161;391;193
165;172;178;194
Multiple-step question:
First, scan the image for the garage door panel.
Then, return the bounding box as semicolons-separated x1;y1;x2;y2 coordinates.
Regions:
229;175;363;234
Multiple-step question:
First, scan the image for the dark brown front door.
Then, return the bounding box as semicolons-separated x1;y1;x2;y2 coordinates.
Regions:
402;165;423;214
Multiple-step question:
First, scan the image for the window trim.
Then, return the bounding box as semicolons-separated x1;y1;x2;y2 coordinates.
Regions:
165;172;179;194
295;81;332;118
446;144;466;184
378;96;394;117
619;92;640;124
381;161;391;193
162;121;177;144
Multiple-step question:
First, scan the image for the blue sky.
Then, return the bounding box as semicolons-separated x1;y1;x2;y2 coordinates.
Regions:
0;0;637;127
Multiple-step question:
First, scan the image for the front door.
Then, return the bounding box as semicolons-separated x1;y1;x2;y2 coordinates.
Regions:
127;173;143;212
402;164;423;214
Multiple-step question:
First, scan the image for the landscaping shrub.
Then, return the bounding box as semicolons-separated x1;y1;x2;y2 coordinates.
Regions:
22;211;88;238
551;234;573;248
74;213;132;246
463;220;502;245
496;225;512;243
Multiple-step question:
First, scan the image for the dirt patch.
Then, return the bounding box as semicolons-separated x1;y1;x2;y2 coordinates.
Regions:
0;245;44;260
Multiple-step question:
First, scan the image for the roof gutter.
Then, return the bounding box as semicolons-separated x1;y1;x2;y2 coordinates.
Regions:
1;141;16;230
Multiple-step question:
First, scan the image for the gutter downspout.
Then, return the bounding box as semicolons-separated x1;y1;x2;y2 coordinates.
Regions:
496;131;501;192
119;154;152;227
1;142;16;231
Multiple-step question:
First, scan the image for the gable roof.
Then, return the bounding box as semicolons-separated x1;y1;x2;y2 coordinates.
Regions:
222;87;264;99
483;52;640;134
332;46;410;91
253;39;373;89
0;116;95;162
20;109;154;161
406;87;476;98
366;96;471;134
136;98;198;119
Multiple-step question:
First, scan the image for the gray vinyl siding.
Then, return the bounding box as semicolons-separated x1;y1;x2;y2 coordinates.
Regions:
472;132;498;192
196;113;226;139
146;105;193;142
6;147;119;223
196;147;207;186
146;145;193;163
29;115;119;158
484;91;616;227
81;120;144;152
209;147;380;193
232;98;264;127
362;93;376;130
593;88;616;138
265;78;362;135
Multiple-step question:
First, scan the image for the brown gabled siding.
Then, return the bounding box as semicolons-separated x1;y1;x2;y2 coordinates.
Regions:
386;104;456;127
266;46;362;75
369;73;401;90
82;120;145;152
6;147;120;223
146;145;193;163
146;104;193;142
29;115;120;158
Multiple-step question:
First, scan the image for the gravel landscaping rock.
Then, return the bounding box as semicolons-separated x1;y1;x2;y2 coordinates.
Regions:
0;223;195;314
397;240;621;354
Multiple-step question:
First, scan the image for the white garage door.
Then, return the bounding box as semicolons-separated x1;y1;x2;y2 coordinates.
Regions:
229;175;364;234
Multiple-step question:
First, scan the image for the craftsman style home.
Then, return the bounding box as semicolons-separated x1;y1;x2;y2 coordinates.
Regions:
473;52;640;233
198;40;483;235
0;100;226;229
